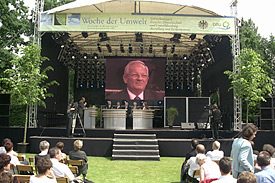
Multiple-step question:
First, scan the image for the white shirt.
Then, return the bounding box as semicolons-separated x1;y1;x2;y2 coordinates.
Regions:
0;146;6;154
30;175;57;183
127;88;144;100
212;175;237;183
186;156;200;178
50;158;75;182
7;153;21;166
206;150;224;161
201;160;221;180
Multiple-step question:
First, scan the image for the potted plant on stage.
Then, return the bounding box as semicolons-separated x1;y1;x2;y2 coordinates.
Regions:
0;44;59;153
167;107;179;129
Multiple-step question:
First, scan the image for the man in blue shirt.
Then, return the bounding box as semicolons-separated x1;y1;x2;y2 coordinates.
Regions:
255;151;275;183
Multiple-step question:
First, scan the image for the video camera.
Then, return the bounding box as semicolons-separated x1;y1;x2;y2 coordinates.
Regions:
71;102;79;114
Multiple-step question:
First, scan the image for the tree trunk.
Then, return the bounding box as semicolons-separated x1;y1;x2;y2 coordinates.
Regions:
246;102;249;125
23;104;28;143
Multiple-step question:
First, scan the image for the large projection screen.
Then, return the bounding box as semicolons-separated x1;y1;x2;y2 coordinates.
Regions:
105;58;165;102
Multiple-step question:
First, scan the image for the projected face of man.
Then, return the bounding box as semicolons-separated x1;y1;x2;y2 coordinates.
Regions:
123;61;149;96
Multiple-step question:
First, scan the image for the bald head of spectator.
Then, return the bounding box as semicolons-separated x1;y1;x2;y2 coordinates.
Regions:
196;144;205;154
212;141;220;150
237;171;257;183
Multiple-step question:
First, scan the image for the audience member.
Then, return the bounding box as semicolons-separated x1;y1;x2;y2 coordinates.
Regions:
30;158;57;183
49;147;75;182
69;140;88;179
185;139;199;162
212;157;236;183
185;144;206;182
255;151;275;183
206;141;224;161
35;140;50;165
4;142;22;166
237;171;257;183
0;138;18;156
55;142;67;163
231;124;258;178
0;153;13;183
196;154;221;181
262;144;275;169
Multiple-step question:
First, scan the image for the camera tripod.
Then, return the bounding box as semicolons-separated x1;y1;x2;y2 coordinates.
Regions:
72;112;86;137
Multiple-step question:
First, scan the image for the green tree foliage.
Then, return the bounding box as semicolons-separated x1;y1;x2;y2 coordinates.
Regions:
0;0;32;78
44;0;75;11
0;44;59;142
224;48;272;123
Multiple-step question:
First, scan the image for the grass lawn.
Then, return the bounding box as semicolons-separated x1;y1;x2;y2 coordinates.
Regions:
21;153;185;183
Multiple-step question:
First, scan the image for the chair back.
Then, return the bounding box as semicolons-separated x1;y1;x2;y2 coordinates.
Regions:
200;178;218;183
192;169;200;177
56;177;70;183
17;155;26;161
13;175;31;183
67;159;83;166
213;160;219;165
16;164;34;174
69;166;79;175
29;157;34;165
10;164;16;174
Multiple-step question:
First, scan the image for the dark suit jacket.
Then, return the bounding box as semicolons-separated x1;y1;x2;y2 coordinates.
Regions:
69;149;88;176
124;106;132;117
105;105;113;109
106;88;164;100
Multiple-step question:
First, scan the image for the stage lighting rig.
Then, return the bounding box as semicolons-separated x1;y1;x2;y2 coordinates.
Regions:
170;34;181;43
99;32;110;42
135;32;143;42
120;43;125;53
82;32;88;38
171;45;175;53
128;43;133;53
97;43;102;53
149;44;153;53
163;44;167;54
106;44;112;53
189;34;196;40
140;43;144;53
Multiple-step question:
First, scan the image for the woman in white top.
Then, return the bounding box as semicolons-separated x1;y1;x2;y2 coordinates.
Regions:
30;158;57;183
196;154;221;181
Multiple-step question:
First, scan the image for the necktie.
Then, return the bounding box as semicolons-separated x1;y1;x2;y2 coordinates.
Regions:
134;96;141;100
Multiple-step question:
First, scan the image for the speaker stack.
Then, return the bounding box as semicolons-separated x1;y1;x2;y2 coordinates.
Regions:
260;98;275;130
0;94;11;126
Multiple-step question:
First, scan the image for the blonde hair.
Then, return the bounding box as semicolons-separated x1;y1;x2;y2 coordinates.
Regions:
74;140;83;150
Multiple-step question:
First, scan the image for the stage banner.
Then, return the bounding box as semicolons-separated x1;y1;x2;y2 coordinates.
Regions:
40;13;235;35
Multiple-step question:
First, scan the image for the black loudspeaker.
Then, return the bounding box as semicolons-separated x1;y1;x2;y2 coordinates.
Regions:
0;94;10;126
260;98;275;130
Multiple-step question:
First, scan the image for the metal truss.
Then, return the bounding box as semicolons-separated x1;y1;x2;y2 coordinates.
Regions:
230;0;242;131
28;0;44;128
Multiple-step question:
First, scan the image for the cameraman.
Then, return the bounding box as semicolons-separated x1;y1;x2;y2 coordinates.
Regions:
210;104;222;139
67;100;75;137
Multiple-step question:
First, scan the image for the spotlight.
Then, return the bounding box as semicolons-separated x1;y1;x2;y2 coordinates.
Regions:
90;85;94;88
158;100;162;105
149;44;153;53
166;86;169;89
106;44;112;53
163;44;167;53
83;53;88;59
80;84;83;88
187;86;191;90
97;43;102;53
93;53;98;59
171;45;175;53
170;34;181;43
82;32;88;38
120;44;125;53
99;32;110;42
101;84;104;88
135;32;143;42
128;43;133;53
140;43;144;53
189;34;196;40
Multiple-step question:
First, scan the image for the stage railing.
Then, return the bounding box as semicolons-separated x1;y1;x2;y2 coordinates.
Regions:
132;109;154;129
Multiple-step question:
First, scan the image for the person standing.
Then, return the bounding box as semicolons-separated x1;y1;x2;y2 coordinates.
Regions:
210;104;222;139
105;101;113;109
66;101;74;137
78;97;87;124
124;102;132;129
116;101;122;109
231;124;258;178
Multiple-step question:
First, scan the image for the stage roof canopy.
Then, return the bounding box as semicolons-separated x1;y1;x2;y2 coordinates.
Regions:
43;0;234;57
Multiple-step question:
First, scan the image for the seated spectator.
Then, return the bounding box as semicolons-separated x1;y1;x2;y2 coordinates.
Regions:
237;171;257;183
212;157;236;183
262;144;275;169
206;141;224;161
0;138;18;156
181;139;199;183
196;154;221;181
0;153;13;183
185;144;206;183
35;140;50;165
69;140;88;179
4;142;27;166
255;151;275;183
30;158;57;183
49;147;75;182
55;141;67;163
